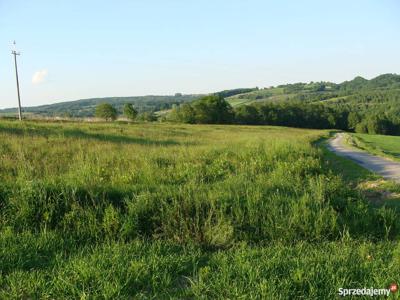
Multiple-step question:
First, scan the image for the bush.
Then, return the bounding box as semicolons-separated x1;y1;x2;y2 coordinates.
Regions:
355;121;368;133
169;103;196;123
95;103;117;121
234;105;260;124
123;104;138;121
347;112;361;130
137;112;157;122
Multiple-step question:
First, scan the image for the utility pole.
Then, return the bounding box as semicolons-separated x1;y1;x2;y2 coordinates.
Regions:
12;41;22;121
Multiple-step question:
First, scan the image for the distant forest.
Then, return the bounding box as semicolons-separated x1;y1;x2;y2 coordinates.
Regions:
169;74;400;136
0;95;201;118
2;74;400;135
0;89;257;118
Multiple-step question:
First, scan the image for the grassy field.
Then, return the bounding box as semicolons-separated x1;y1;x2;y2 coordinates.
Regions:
1;120;400;298
226;87;287;106
351;133;400;161
226;98;254;107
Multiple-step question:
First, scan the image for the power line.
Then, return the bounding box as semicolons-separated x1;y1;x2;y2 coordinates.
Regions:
12;41;22;121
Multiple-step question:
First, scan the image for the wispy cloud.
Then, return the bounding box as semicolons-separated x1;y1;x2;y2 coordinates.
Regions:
32;69;48;84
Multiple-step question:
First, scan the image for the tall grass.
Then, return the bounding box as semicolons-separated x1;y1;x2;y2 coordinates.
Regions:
1;120;399;298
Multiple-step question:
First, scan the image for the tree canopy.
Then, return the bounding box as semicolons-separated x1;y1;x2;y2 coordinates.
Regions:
169;95;234;124
95;103;117;121
123;103;138;121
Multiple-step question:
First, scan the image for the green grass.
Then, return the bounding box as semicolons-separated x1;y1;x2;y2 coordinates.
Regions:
226;87;295;106
226;98;254;107
2;232;400;299
1;120;400;298
318;95;349;103
324;133;400;211
321;140;380;185
351;133;400;161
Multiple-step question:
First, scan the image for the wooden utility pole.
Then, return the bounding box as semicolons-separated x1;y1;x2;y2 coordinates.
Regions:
12;41;22;120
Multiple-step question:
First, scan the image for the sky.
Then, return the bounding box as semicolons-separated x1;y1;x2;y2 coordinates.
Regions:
0;0;399;109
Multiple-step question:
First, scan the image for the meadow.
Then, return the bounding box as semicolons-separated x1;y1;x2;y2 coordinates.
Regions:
1;120;400;298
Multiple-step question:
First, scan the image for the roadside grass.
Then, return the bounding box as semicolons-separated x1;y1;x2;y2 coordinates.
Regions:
350;133;400;161
1;121;400;298
323;133;400;210
321;141;379;185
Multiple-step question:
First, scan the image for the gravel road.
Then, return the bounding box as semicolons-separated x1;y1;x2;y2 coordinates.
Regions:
327;133;400;183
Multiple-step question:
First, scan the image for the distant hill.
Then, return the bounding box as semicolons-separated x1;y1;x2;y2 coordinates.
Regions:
167;73;400;136
0;95;202;118
2;74;399;119
0;88;259;118
226;73;400;110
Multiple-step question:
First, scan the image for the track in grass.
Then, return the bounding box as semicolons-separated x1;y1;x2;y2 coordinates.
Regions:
328;133;400;183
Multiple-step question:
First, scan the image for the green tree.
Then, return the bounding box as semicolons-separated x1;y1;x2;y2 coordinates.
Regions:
178;103;196;123
326;113;337;128
137;112;157;122
123;103;138;121
235;105;260;124
95;103;117;121
347;112;361;130
355;121;368;133
367;117;391;135
192;95;234;124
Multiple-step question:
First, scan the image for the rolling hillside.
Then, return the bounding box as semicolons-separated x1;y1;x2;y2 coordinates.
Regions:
0;88;257;118
226;73;400;108
2;74;399;120
0;95;202;118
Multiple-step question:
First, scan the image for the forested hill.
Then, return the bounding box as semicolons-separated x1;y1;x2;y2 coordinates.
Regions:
0;95;202;118
226;73;400;107
169;74;400;136
1;74;399;121
0;88;259;118
222;73;400;134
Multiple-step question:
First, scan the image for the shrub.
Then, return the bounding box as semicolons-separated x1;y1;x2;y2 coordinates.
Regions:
123;103;138;121
234;105;260;124
355;121;368;133
95;103;117;121
347;112;361;130
137;112;157;122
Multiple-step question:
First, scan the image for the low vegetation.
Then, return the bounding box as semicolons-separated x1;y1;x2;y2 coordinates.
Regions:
350;133;400;161
95;103;118;121
1;120;400;298
123;103;138;121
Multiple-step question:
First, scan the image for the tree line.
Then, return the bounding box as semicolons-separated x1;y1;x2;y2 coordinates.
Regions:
94;103;157;122
95;94;400;136
168;95;400;136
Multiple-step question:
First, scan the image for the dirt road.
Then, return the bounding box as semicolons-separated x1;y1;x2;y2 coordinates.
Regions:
327;133;400;183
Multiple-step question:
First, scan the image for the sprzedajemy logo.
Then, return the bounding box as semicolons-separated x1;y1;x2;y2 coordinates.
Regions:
338;283;398;297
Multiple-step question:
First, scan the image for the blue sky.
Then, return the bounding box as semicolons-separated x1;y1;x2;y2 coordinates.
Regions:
1;0;399;108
